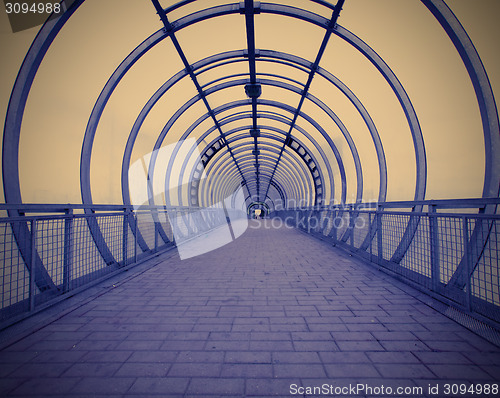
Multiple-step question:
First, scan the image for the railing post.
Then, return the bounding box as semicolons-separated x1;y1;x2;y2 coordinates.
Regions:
63;209;73;293
429;204;440;292
377;205;383;265
154;219;159;252
307;210;313;233
369;212;373;262
122;209;129;266
29;219;37;312
134;212;138;264
320;210;327;235
349;204;354;247
331;209;337;242
463;215;472;312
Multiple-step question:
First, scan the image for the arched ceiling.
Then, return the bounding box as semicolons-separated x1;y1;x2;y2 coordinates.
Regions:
1;0;499;211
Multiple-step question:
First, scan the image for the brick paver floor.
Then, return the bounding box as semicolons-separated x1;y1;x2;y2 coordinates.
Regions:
0;220;499;397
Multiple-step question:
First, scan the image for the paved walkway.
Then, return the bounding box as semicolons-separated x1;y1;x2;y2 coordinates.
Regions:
0;220;499;397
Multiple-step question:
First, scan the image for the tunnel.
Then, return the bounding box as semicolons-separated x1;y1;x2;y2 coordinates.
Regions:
0;0;499;396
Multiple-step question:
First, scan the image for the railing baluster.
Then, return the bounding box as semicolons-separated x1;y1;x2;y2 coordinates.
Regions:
349;205;354;247
154;219;158;252
429;205;440;292
63;209;73;293
29;219;37;312
122;210;129;266
369;212;373;262
134;212;138;264
463;215;472;312
377;205;383;265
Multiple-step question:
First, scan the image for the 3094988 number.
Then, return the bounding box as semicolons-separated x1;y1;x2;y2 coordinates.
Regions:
5;2;61;14
443;384;498;395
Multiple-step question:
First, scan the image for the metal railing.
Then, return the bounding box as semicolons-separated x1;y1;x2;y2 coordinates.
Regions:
271;198;500;328
0;204;231;329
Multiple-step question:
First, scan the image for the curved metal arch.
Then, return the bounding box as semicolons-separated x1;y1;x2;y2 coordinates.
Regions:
191;124;327;206
245;177;287;209
211;75;361;204
179;124;313;207
202;148;311;207
192;51;387;202
163;0;337;17
237;150;313;188
217;115;336;200
257;98;347;203
192;132;319;196
179;98;346;202
204;163;298;210
245;141;321;204
123;3;420;262
168;1;423;200
330;26;426;202
120;48;364;252
421;0;500;289
267;179;287;206
243;175;297;208
421;0;499;201
194;137;316;207
152;96;345;210
254;1;423;200
237;163;301;199
230;126;331;179
205;151;306;206
201;70;307;95
241;157;310;203
181;123;308;207
121;53;246;206
120;48;378;210
209;175;245;208
0;0;85;292
254;77;362;202
118;47;377;212
4;0;498;282
229;119;336;204
146;77;332;207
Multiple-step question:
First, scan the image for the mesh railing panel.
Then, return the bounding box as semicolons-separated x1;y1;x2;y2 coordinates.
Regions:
0;206;240;327
399;216;432;280
381;213;409;261
437;216;464;284
71;217;109;288
352;212;370;248
136;212;156;249
273;208;500;326
470;218;500;308
0;222;32;319
36;219;65;286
